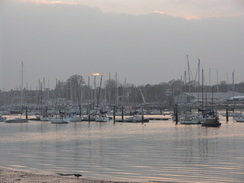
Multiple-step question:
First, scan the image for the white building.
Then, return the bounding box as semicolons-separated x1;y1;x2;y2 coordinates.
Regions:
174;91;244;105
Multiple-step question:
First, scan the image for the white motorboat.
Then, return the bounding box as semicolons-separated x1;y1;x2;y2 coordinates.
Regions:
125;115;149;123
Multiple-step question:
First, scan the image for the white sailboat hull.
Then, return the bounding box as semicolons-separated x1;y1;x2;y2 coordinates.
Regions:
40;116;49;121
95;116;110;122
50;118;69;124
68;116;83;122
234;116;244;122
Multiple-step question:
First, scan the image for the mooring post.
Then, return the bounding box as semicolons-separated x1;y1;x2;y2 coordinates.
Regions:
25;106;28;120
79;104;82;117
113;106;116;123
46;106;48;116
121;106;124;121
88;106;90;122
175;104;178;124
226;105;229;122
142;107;144;124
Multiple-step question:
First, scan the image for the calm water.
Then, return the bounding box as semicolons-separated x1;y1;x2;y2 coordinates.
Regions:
0;115;243;183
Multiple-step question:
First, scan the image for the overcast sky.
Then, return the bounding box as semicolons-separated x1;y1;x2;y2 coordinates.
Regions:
1;0;244;90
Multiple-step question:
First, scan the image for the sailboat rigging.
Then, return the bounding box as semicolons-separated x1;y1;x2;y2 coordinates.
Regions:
6;62;28;123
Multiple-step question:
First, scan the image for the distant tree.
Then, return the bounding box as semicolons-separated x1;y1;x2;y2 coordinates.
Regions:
67;75;85;85
235;82;244;93
219;81;229;92
66;75;86;103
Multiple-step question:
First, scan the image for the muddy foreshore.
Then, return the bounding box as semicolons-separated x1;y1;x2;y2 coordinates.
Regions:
0;169;125;183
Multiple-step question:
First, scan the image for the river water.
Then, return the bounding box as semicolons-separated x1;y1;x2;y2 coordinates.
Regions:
0;115;243;182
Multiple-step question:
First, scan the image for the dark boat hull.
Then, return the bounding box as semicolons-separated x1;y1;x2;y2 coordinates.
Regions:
201;123;221;127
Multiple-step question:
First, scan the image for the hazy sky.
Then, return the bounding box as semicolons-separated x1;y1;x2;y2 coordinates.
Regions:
1;0;244;90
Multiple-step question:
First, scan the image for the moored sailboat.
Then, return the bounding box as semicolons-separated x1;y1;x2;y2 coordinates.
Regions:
233;114;244;122
180;113;201;124
6;63;28;123
95;114;110;122
201;110;221;127
199;68;221;127
50;115;69;124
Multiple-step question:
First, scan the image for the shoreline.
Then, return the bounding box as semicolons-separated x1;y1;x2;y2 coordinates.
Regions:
0;169;120;183
0;169;176;183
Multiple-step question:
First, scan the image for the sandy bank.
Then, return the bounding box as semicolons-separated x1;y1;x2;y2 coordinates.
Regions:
0;169;116;183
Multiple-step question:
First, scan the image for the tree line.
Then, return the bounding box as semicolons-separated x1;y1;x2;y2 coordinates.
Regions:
1;74;244;109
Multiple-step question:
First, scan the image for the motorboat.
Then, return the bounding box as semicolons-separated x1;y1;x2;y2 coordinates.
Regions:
124;115;149;123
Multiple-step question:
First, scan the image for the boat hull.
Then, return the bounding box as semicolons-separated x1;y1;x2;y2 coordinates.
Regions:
40;116;49;121
180;120;200;124
68;117;83;122
201;122;221;127
201;117;221;127
95;117;110;122
50;118;69;124
234;117;244;122
5;118;28;123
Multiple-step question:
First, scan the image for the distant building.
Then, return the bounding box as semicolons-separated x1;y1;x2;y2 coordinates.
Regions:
174;91;244;105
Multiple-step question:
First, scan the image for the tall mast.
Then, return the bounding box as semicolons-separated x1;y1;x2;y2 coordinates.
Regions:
227;73;230;91
88;76;90;102
202;69;204;109
115;72;118;107
198;59;200;104
21;62;24;106
187;55;191;92
232;70;235;108
97;75;103;107
216;69;219;93
209;68;211;87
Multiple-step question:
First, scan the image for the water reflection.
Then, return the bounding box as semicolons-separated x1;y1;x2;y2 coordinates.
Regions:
0;117;243;182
